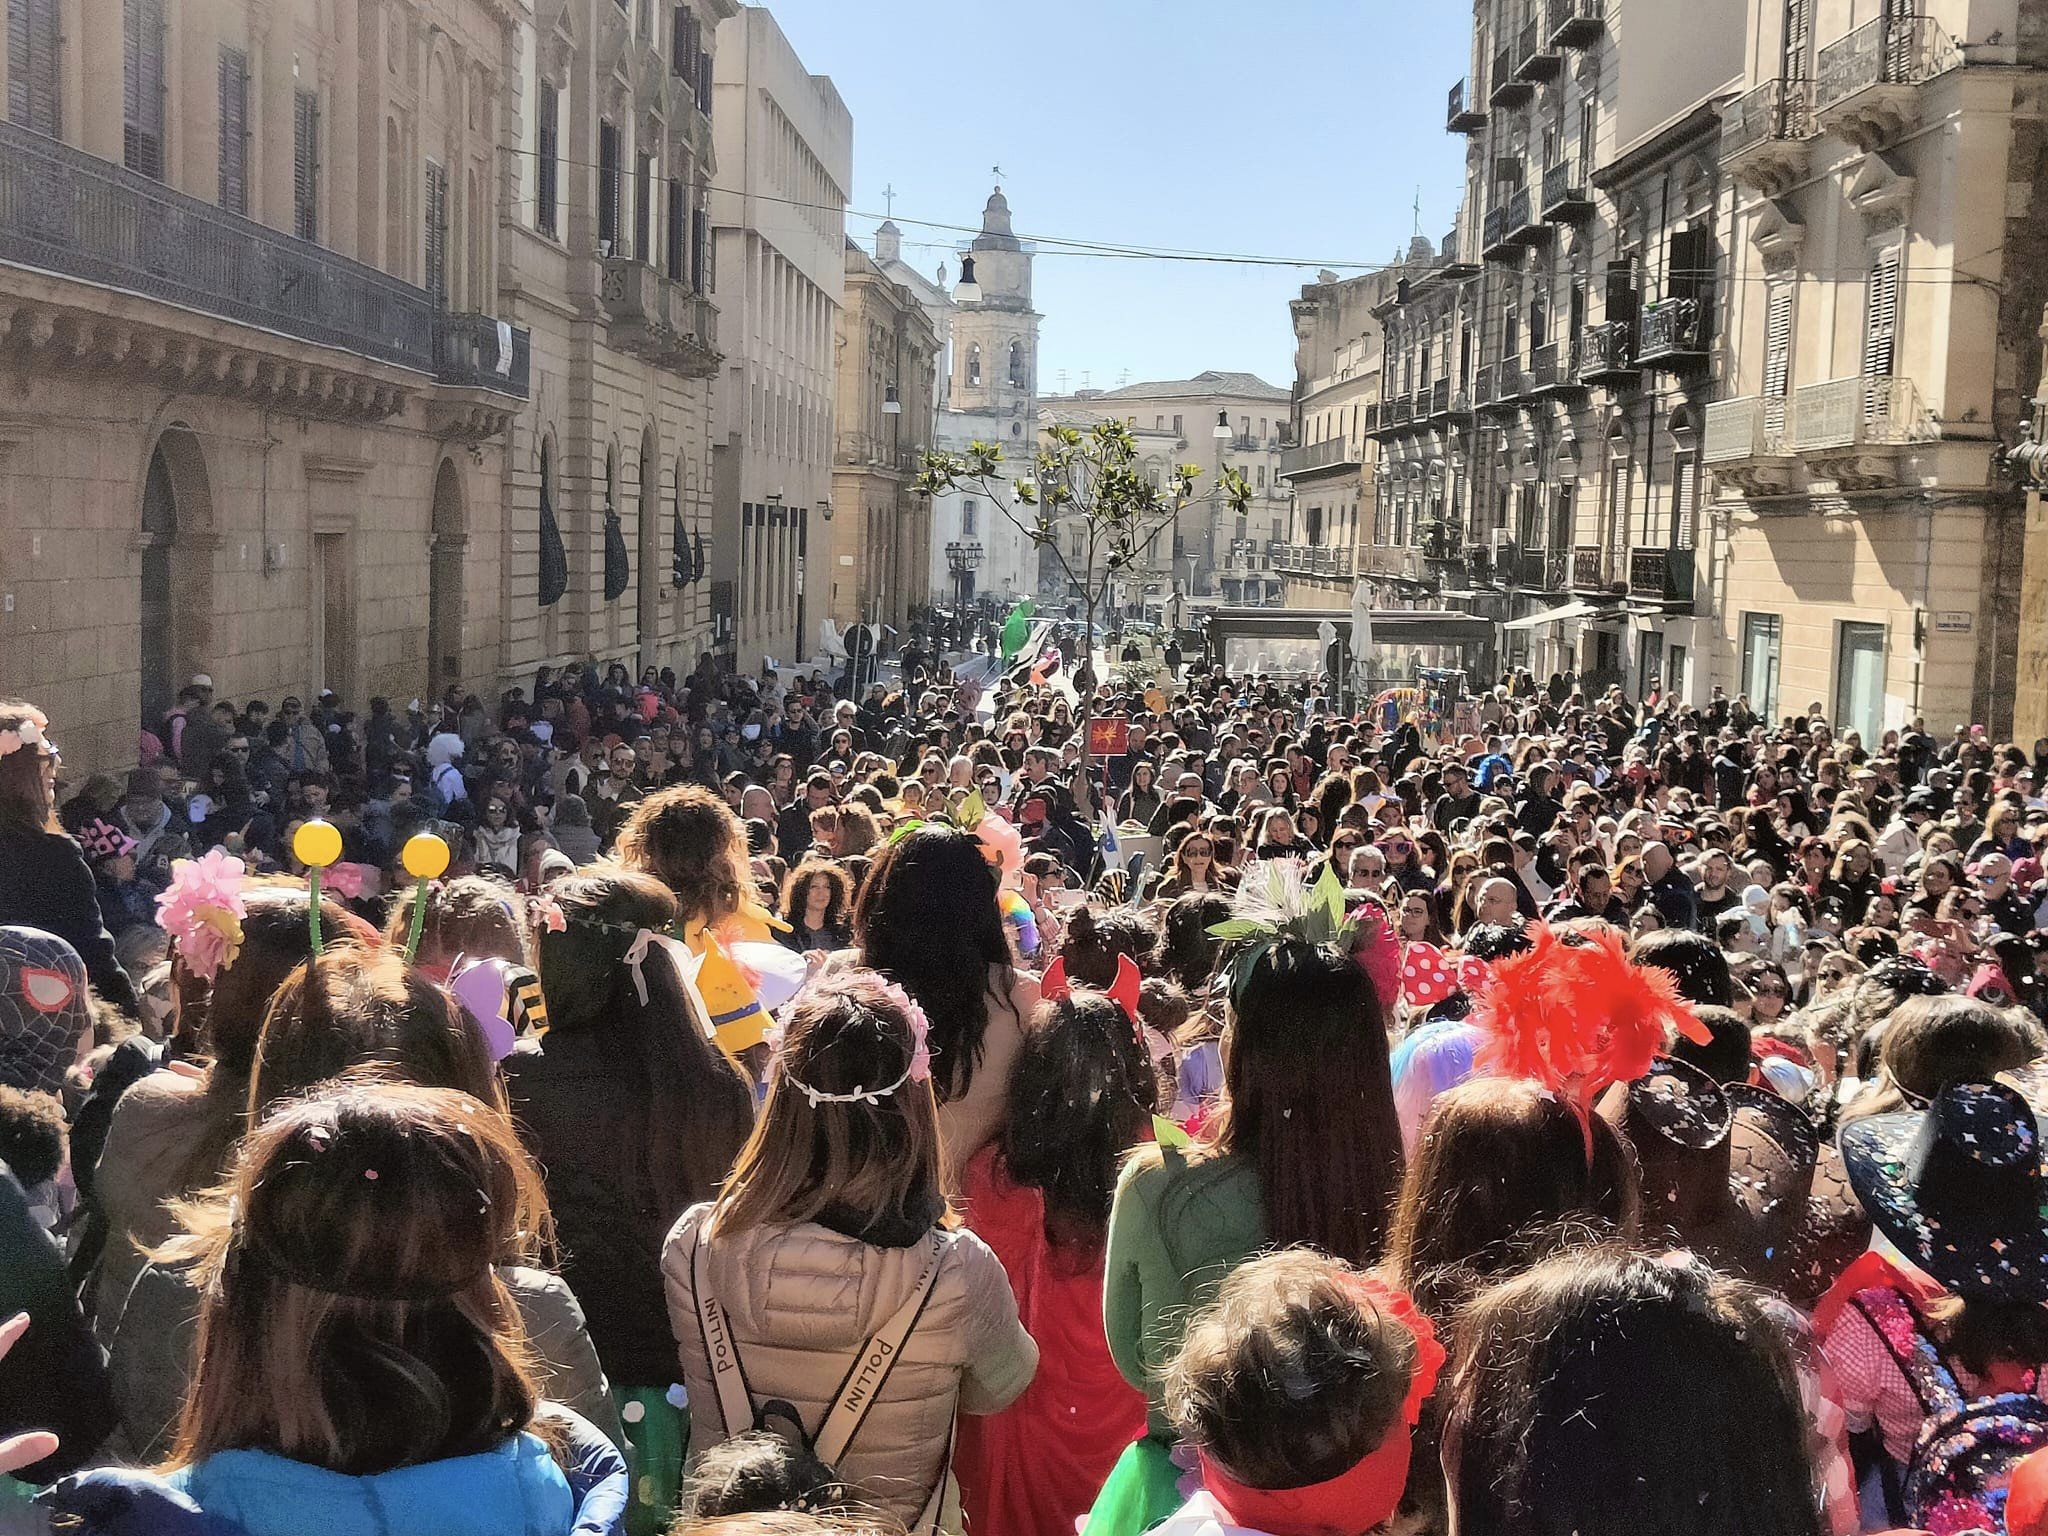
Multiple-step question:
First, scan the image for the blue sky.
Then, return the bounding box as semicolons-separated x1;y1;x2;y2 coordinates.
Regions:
760;0;1471;392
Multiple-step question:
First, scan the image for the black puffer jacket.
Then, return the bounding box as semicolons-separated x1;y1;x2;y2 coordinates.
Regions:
0;829;139;1015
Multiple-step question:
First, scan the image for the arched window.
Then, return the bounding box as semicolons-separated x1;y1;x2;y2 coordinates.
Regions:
966;344;981;387
1008;340;1026;387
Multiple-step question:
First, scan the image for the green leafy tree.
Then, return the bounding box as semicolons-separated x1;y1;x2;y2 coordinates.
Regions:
917;420;1250;821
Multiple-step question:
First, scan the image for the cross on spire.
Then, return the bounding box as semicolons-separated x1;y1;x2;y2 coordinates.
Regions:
881;183;896;218
992;164;1005;184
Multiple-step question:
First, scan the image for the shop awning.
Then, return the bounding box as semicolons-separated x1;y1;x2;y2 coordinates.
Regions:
1502;599;1600;631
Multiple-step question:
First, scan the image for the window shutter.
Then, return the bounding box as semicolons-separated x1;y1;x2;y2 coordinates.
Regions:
1672;449;1697;548
1784;0;1811;79
1763;283;1794;433
666;176;684;279
597;121;620;252
9;0;62;136
293;89;319;240
123;0;165;179
1862;249;1899;381
1604;257;1638;330
537;454;568;607
698;49;711;112
218;47;248;216
424;159;448;303
536;83;559;237
634;149;652;264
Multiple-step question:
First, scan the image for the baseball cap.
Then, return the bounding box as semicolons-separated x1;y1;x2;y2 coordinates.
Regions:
190;673;214;690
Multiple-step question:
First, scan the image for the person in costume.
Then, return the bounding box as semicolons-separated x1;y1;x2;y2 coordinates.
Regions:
662;971;1037;1534
1822;1079;2048;1528
615;784;799;1060
1152;1248;1444;1536
41;1083;629;1536
507;868;754;1534
1087;863;1404;1536
1446;1246;1824;1536
953;974;1153;1536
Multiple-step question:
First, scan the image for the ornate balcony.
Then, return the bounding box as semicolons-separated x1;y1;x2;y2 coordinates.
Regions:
1279;437;1363;479
1531;339;1588;401
1541;161;1594;224
601;259;720;376
1517;545;1571;591
1547;0;1605;48
1490;46;1533;107
1790;375;1932;489
1814;15;1961;150
1578;320;1637;385
1269;543;1355;579
1635;298;1708;371
1571;544;1614;591
1628;546;1697;612
1482;206;1518;262
0;119;533;426
1721;77;1817;196
1448;78;1488;134
1505;187;1549;247
1515;19;1563;81
1703;395;1798;496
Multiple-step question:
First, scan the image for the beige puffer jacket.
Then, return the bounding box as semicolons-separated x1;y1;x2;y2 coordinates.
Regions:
662;1204;1037;1530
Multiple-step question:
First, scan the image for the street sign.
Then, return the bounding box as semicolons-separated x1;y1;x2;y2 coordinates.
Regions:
1933;611;1974;634
1088;718;1130;756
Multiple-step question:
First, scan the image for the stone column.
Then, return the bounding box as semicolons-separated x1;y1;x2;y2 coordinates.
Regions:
328;0;361;260
251;1;293;235
77;0;123;163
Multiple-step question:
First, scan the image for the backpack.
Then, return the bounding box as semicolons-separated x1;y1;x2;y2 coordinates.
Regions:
1850;1284;2048;1531
688;1227;953;1533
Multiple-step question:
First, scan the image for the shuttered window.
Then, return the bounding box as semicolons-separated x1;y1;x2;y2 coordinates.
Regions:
634;149;653;264
424;159;448;303
293;89;319;240
123;0;165;179
1762;283;1794;433
597;120;621;253
535;82;559;237
691;199;708;291
1672;446;1698;548
672;5;694;81
7;0;61;136
698;50;711;112
1783;0;1810;80
218;47;249;215
666;176;685;280
1863;249;1900;380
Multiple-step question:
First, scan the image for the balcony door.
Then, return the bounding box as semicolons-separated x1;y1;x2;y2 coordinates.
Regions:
1835;621;1887;745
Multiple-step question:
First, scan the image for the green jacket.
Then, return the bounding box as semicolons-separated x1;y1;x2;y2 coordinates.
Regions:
1101;1147;1266;1438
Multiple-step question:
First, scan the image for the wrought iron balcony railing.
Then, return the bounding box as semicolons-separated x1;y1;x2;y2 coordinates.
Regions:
1572;544;1611;589
1815;14;1961;117
1790;376;1928;452
1547;0;1605;48
1629;545;1697;609
1279;437;1362;477
1635;298;1708;368
1579;320;1636;384
0;119;537;393
1448;79;1488;133
1541;160;1593;223
1721;76;1817;160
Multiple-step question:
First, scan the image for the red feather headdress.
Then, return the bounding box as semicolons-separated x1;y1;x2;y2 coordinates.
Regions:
1471;924;1710;1102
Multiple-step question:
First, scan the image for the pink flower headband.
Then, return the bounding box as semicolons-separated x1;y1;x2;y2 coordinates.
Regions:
0;707;55;761
779;976;931;1108
156;849;249;983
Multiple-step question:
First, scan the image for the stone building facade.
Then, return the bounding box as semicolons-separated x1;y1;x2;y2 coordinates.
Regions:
0;0;530;773
1282;263;1411;611
824;238;938;635
503;0;734;694
1038;371;1289;622
1701;0;2041;738
707;5;847;671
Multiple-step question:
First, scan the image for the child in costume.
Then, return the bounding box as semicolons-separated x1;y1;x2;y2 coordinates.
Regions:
1153;1248;1444;1536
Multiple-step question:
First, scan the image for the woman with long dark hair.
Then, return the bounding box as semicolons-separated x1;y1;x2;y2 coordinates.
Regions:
0;701;138;1014
853;824;1039;1180
777;859;853;954
664;972;1036;1533
505;867;753;1526
955;989;1156;1536
1088;937;1404;1535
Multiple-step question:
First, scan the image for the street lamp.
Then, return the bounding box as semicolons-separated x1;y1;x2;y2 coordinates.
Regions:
882;382;901;415
944;540;983;633
953;256;981;305
1212;409;1232;442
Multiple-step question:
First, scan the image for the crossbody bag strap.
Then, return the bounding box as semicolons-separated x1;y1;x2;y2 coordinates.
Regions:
689;1225;759;1439
812;1230;948;1467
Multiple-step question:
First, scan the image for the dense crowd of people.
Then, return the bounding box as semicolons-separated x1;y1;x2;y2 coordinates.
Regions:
4;640;2048;1536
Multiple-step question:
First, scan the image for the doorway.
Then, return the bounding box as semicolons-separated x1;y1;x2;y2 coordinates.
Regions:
1835;621;1887;745
311;533;354;699
139;449;176;731
427;460;465;698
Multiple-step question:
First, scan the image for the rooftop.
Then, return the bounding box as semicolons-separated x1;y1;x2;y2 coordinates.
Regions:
1051;369;1289;404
